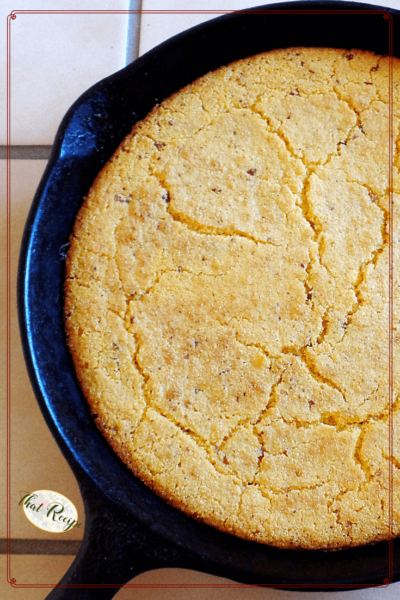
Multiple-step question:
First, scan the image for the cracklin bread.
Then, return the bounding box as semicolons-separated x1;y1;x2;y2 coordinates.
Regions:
65;47;400;550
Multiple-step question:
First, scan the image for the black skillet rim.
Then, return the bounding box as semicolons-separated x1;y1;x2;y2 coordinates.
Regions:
17;0;399;588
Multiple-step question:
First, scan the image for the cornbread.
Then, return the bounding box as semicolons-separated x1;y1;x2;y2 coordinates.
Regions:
65;47;400;550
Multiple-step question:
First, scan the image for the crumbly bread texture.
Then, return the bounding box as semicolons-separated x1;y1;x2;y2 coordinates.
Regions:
65;47;400;550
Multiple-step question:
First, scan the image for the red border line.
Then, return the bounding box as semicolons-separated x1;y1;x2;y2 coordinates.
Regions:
6;10;12;592
7;8;391;15
6;7;394;590
3;583;393;589
388;7;394;585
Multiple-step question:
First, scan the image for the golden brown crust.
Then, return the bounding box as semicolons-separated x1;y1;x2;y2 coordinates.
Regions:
65;47;400;549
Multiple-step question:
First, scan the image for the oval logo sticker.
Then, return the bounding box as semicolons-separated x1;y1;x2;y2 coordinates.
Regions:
19;490;82;533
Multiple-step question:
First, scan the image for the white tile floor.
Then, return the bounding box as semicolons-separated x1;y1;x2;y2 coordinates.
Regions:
0;0;129;146
2;1;400;598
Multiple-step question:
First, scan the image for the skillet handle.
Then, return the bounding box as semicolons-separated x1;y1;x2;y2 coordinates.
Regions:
45;464;206;600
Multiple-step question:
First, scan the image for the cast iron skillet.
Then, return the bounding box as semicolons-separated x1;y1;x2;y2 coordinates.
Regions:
18;2;400;597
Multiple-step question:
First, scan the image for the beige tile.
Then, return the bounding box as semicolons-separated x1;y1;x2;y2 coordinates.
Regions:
0;0;129;145
139;0;400;56
0;160;84;540
0;555;75;599
114;568;400;600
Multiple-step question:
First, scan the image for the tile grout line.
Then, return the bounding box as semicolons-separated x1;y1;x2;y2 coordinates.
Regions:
126;0;143;65
0;146;52;160
0;539;82;555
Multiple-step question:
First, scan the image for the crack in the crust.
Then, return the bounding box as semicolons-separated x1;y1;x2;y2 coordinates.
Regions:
316;304;335;345
227;369;292;507
298;168;338;281
204;364;286;480
295;171;388;354
127;264;234;303
382;452;400;470
166;201;282;247
112;205;129;316
250;109;300;162
134;97;214;149
218;320;350;416
302;348;347;400
357;383;380;408
249;90;388;351
250;93;360;170
328;477;390;535
394;126;400;170
213;327;395;428
142;401;243;484
125;302;288;488
332;78;375;114
369;56;387;105
227;326;282;359
328;497;346;536
251;480;328;500
122;309;246;484
282;345;347;402
143;142;293;249
318;398;400;430
302;179;389;352
327;478;384;539
370;58;382;81
99;159;387;454
237;484;249;517
262;94;389;356
147;143;353;409
225;368;289;490
218;303;348;407
111;212;150;431
73;56;396;514
65;276;92;290
353;426;374;482
228;110;361;402
303;252;315;309
145;95;389;387
251;370;286;468
339;195;388;337
121;321;234;481
129;329;149;390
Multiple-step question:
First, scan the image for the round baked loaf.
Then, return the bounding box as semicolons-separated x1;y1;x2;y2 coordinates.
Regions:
65;47;400;550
